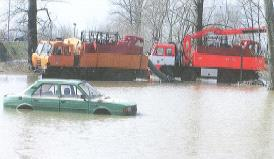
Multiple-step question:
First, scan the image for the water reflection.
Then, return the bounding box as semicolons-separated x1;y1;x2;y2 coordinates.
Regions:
252;92;274;159
0;74;273;159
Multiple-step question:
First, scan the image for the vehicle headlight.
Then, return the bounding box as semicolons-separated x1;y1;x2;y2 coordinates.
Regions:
127;107;132;112
123;107;132;113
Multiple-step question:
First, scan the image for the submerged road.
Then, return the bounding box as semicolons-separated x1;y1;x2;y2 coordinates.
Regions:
0;74;273;159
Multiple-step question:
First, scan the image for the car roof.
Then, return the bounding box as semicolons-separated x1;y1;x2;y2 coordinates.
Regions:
36;78;85;85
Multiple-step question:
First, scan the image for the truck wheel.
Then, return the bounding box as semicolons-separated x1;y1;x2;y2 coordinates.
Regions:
160;66;174;78
217;69;238;83
181;68;197;81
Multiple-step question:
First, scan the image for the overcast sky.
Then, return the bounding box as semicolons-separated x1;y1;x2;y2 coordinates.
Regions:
0;0;112;30
46;0;111;30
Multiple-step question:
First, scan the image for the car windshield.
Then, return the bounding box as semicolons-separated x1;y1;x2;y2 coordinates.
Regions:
79;82;101;97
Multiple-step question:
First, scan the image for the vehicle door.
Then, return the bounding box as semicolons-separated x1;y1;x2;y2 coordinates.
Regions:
164;47;175;66
59;84;89;113
31;83;60;111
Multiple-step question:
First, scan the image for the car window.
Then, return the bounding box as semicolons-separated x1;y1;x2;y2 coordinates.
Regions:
79;82;101;97
33;84;58;97
61;84;82;98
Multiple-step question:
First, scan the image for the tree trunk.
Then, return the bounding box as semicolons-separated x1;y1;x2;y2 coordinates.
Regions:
195;0;204;45
28;0;37;65
135;0;143;36
264;0;274;89
168;26;173;42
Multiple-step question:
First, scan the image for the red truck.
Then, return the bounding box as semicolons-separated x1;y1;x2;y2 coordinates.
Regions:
149;27;267;82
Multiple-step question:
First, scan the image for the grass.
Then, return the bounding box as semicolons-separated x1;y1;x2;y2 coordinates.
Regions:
0;41;28;61
0;41;31;74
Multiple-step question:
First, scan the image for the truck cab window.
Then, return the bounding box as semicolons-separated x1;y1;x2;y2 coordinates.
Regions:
64;46;70;56
155;48;164;56
54;46;62;55
41;44;52;55
166;48;173;56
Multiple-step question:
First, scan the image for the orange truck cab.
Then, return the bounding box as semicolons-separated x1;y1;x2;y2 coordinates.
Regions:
32;38;81;71
32;41;53;71
48;42;75;67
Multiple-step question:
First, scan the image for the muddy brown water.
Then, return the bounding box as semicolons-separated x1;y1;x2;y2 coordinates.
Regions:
0;75;273;159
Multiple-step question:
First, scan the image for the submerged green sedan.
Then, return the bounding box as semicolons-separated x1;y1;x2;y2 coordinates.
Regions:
3;79;137;115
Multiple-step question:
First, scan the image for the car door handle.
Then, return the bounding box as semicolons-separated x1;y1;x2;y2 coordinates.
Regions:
33;99;39;102
61;100;66;104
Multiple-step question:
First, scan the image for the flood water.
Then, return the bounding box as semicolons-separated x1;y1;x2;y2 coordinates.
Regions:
0;74;273;159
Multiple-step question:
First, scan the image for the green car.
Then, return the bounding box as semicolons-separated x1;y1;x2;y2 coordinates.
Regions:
3;79;137;115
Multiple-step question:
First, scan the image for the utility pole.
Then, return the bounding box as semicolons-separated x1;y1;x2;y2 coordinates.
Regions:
264;0;274;89
73;23;76;37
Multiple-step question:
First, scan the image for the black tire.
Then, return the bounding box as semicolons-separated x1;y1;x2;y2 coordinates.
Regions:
17;105;33;110
94;109;111;115
217;69;239;83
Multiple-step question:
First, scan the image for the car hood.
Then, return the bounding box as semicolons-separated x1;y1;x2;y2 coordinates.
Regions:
4;94;19;98
91;95;136;106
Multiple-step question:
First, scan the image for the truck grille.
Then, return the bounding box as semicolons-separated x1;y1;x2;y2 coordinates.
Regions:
37;59;41;67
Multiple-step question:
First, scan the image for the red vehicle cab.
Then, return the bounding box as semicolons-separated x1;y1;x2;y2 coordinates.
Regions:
149;43;176;70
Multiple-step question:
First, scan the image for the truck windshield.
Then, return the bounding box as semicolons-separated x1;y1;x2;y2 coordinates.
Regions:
79;82;101;97
35;43;52;55
41;43;52;55
35;44;43;54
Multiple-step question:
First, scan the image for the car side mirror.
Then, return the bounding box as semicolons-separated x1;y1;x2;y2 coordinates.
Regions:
81;94;87;101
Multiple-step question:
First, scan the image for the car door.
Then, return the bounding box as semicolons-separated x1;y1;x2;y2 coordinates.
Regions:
31;83;60;111
59;84;89;113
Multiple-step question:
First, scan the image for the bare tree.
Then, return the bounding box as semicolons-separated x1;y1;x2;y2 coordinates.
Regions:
166;0;181;42
144;0;169;42
112;0;146;36
28;0;37;64
264;0;274;89
1;0;60;63
171;1;193;43
193;0;204;33
52;24;73;39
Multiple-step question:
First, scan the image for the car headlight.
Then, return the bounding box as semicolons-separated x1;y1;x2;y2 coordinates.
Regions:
123;107;132;113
